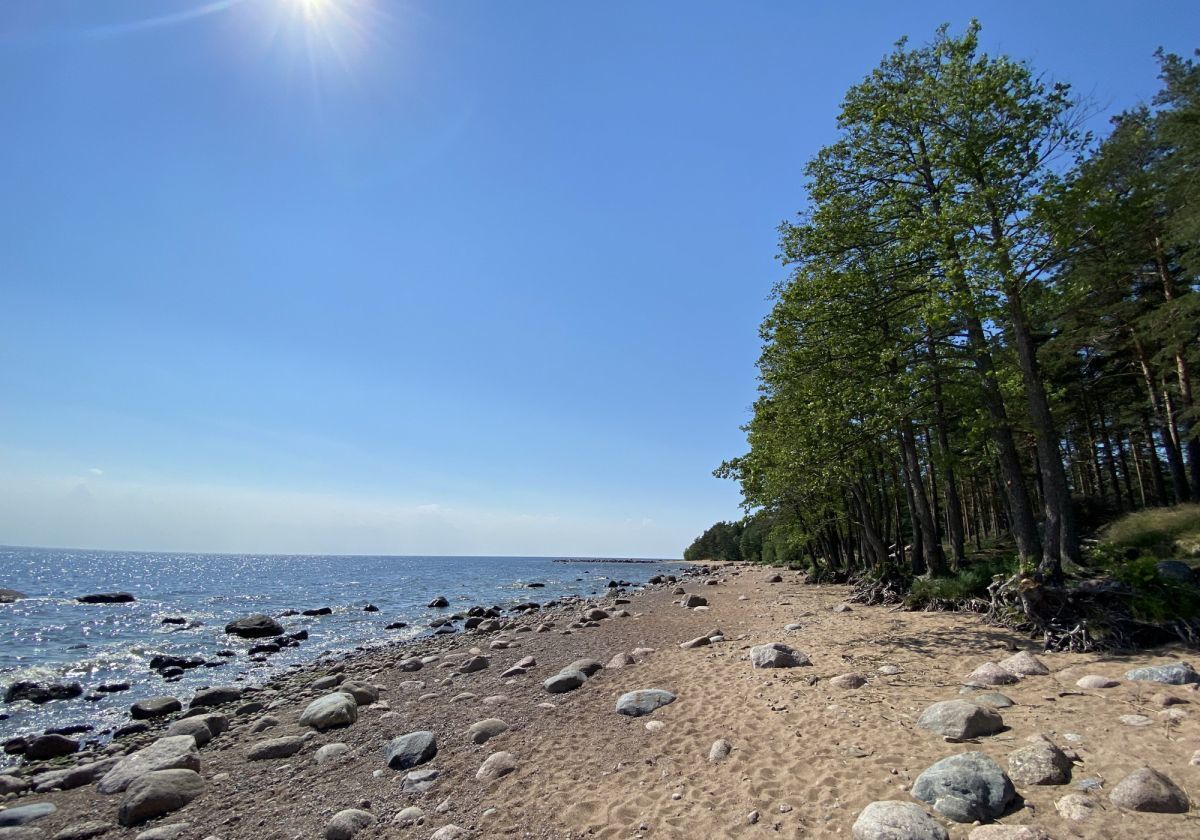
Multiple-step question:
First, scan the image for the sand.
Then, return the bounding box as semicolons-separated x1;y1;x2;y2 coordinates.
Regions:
4;564;1200;839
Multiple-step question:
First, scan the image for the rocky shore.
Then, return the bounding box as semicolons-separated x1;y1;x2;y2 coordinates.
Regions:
1;565;1198;839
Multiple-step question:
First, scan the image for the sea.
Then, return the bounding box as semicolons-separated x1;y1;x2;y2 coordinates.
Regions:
0;546;682;763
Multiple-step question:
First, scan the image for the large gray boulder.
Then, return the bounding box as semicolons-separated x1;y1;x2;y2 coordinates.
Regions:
1108;766;1190;813
916;700;1004;740
245;735;305;761
1007;737;1072;786
325;809;375;840
749;643;810;669
337;681;379;705
0;802;57;827
189;686;241;708
852;801;948;840
223;614;283;638
165;714;228;748
384;731;437;770
1124;662;1200;685
0;588;25;604
98;736;201;794
30;758;118;793
467;718;508;745
564;659;603;677
911;751;1016;823
544;670;586;694
299;692;358;731
117;769;205;826
130;696;182;719
997;651;1049;677
23;733;79;760
77;592;135;604
615;689;677;717
476;751;517;782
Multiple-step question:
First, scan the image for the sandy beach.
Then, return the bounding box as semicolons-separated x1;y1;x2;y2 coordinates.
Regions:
3;564;1199;839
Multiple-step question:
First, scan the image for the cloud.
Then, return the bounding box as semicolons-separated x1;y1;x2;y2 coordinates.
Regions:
87;468;104;476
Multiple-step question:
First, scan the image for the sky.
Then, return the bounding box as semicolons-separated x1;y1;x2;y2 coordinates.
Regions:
1;1;1196;557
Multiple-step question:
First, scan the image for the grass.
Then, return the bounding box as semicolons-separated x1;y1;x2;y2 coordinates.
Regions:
905;555;1017;610
1100;503;1200;559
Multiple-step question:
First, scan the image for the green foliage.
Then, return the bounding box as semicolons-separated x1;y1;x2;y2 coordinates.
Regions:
1107;556;1200;623
905;556;1017;609
1100;504;1200;559
683;520;744;562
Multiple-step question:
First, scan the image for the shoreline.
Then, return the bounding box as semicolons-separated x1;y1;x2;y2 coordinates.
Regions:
1;564;1198;839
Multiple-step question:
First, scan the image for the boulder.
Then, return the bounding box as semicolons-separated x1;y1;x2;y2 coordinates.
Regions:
1055;793;1098;822
765;574;783;583
680;636;711;649
966;663;1018;686
245;735;305;761
4;681;83;705
299;693;358;731
911;751;1016;823
606;653;636;669
0;803;57;827
301;607;332;616
0;589;25;604
1075;675;1119;689
428;596;449;608
1007;736;1072;785
1124;662;1200;685
133;824;192;840
24;734;79;761
851;801;948;840
615;689;676;717
430;827;470;840
131;696;182;719
325;809;375;840
32;759;119;793
0;774;29;795
916;700;1004;740
997;651;1049;676
165;714;227;748
476;751;517;782
749;643;810;669
830;673;868;689
189;687;241;708
402;768;439;794
337;681;379;705
51;820;113;839
117;769;205;826
682;595;708;608
315;743;349;764
384;731;437;770
98;736;202;794
543;670;586;694
223;614;283;638
1108;766;1190;813
565;659;603;677
708;740;732;762
467;718;508;745
1156;560;1195;583
457;656;489;674
76;593;135;604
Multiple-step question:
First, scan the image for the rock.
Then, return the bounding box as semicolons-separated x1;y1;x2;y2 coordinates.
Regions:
24;734;79;761
302;607;332;616
998;651;1049;676
467;718;508;745
966;663;1018;686
324;809;375;840
543;670;586;694
1108;766;1190;812
917;700;1004;740
615;689;676;717
911;751;1016;823
583;608;609;621
249;715;280;733
384;731;437;770
606;653;635;669
457;656;489;674
430;827;470;840
765;574;782;583
117;769;205;826
499;666;527;678
708;739;731;762
1075;675;1119;689
1156;560;1195;582
315;743;349;764
851;801;948;840
189;686;241;708
98;682;130;694
1124;662;1200;685
4;681;83;705
165;714;227;747
403;767;440;793
830;673;867;689
680;636;711;649
428;596;449;608
0;803;57;827
1055;793;1097;822
0;589;26;604
970;692;1014;709
32;759;119;793
749;643;810;669
245;735;305;760
565;659;603;677
967;828;1050;840
299;693;358;731
76;593;135;604
1008;737;1072;785
134;824;191;840
393;806;425;826
476;750;517;782
337;681;379;705
52;821;113;840
682;595;707;608
130;696;182;719
833;603;852;613
1120;714;1152;726
399;657;424;672
223;614;283;638
114;722;150;738
97;735;201;794
0;774;29;795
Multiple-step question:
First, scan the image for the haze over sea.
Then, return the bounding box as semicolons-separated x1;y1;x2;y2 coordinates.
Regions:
0;545;680;762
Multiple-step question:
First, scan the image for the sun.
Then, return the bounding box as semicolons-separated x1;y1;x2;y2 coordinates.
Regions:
292;0;335;23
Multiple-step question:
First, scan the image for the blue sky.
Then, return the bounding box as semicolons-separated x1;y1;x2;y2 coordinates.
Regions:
1;1;1196;556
